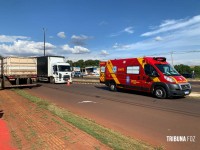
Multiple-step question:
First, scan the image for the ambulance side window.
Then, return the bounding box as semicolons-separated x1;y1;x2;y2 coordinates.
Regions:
144;64;158;76
101;66;105;73
127;66;140;74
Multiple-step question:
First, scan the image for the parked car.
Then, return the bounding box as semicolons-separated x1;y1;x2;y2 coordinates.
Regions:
181;73;192;78
74;72;83;78
89;72;100;76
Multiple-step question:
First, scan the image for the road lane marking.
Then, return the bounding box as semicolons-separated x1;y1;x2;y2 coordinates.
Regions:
189;92;200;97
78;101;97;104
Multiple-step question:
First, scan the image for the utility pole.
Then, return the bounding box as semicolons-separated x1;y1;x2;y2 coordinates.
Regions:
0;57;4;89
170;51;174;66
43;28;46;56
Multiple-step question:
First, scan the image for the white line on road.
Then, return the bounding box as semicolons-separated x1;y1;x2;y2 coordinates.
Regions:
189;92;200;97
78;101;97;104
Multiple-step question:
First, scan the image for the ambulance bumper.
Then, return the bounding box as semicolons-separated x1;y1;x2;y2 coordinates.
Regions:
167;83;192;97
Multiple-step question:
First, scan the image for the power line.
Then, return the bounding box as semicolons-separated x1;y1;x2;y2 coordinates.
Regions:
148;50;200;56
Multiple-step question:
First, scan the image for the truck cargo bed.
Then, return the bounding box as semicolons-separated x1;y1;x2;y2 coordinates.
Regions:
0;57;37;76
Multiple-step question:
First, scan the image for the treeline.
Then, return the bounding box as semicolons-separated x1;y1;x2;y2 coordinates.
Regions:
66;59;99;68
174;64;200;78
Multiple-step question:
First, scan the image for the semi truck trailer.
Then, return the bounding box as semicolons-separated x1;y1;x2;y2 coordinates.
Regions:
37;56;72;83
0;57;37;90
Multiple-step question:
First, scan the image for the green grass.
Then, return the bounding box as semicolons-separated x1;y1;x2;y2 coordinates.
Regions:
15;89;162;150
11;130;22;149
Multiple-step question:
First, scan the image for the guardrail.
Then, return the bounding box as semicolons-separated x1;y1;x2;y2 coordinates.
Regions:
72;77;200;84
72;76;99;83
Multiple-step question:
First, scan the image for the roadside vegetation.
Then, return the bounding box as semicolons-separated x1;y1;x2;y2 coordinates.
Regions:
174;64;200;78
67;59;99;68
15;89;163;150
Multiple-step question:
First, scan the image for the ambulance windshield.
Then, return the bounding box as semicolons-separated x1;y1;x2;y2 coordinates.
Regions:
155;64;180;76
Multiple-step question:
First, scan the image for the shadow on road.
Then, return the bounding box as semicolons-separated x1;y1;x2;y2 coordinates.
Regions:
94;85;186;101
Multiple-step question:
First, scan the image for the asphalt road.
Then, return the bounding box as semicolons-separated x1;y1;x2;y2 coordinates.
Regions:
24;82;200;150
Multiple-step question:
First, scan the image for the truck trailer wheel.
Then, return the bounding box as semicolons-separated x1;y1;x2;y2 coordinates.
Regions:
109;82;117;91
154;86;167;99
0;79;3;90
50;77;55;84
27;78;31;84
16;78;19;85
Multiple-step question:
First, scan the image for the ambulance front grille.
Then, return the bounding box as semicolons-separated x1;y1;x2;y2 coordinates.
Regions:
180;84;191;90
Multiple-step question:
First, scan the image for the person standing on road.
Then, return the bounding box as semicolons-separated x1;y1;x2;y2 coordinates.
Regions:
192;70;195;79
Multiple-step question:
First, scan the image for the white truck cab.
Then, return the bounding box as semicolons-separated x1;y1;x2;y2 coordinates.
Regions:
37;56;72;84
51;62;72;83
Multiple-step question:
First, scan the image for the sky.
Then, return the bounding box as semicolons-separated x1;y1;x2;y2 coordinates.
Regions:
0;0;200;65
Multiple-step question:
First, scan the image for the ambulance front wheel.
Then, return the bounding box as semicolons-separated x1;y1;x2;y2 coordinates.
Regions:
154;86;167;99
109;82;117;91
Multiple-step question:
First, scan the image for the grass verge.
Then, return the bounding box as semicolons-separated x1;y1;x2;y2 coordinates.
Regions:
15;89;162;150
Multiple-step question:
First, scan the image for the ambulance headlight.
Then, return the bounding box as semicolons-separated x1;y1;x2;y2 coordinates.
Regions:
164;76;175;83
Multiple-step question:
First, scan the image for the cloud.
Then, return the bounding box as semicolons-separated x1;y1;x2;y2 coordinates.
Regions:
110;26;134;37
49;36;54;39
0;35;29;43
100;50;109;55
113;15;200;51
0;40;56;56
99;21;108;26
154;36;163;41
57;32;66;39
141;15;200;37
112;15;200;65
110;32;122;37
71;35;90;40
159;20;177;28
71;34;92;46
124;27;134;34
62;44;90;54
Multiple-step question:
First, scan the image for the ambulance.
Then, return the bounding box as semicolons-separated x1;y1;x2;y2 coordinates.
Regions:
100;57;191;99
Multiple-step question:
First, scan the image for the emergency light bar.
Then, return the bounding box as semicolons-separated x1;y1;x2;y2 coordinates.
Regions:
153;57;166;62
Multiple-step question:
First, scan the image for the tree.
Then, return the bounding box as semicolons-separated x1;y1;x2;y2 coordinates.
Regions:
74;60;85;68
67;59;100;68
194;66;200;78
85;59;99;67
66;60;73;66
174;64;192;74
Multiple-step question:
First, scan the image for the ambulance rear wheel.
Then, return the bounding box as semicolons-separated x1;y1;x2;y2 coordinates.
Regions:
154;86;167;99
109;82;116;91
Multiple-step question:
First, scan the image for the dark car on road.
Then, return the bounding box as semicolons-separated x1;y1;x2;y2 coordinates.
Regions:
73;72;83;78
181;73;192;78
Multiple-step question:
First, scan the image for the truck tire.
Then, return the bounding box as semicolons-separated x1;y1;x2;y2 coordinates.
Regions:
109;82;116;91
27;78;31;84
16;78;19;85
154;86;167;99
0;79;3;90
